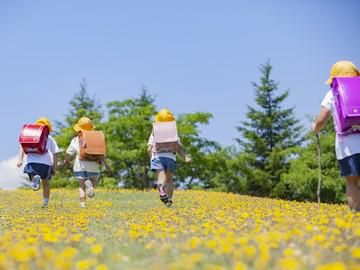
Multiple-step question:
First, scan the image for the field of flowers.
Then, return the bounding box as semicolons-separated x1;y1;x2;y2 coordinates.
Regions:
0;189;359;270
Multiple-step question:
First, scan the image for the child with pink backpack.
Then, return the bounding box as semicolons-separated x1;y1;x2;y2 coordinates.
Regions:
147;109;191;206
312;60;360;212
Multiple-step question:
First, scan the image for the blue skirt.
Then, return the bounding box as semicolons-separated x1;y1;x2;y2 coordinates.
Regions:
24;163;52;180
338;153;360;177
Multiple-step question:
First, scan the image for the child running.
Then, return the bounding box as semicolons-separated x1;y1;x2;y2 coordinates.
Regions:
147;109;191;206
312;60;360;212
17;117;60;208
64;117;110;208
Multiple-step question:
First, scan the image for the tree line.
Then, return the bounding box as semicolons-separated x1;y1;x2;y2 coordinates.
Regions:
52;61;344;203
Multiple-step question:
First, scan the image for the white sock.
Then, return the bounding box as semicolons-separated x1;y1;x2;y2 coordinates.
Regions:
43;198;49;205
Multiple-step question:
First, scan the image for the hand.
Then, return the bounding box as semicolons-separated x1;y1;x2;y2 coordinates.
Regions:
63;160;70;167
185;155;192;163
16;161;23;168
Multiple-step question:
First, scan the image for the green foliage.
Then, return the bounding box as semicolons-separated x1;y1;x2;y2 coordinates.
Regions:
235;61;303;195
98;177;118;189
103;88;156;189
174;112;221;188
274;123;345;203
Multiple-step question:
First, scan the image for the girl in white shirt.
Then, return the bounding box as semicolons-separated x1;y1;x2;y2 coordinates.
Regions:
17;117;60;208
147;109;191;206
312;60;360;212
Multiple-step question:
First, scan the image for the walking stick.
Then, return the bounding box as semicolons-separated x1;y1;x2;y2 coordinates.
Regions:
315;133;322;204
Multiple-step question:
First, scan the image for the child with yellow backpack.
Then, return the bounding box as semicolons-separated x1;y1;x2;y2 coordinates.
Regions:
64;117;110;208
147;109;191;206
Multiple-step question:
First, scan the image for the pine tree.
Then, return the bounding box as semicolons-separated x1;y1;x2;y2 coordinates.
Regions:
236;61;303;195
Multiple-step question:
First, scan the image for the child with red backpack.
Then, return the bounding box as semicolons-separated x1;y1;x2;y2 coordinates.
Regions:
312;60;360;212
147;109;191;206
64;117;110;208
17;117;60;208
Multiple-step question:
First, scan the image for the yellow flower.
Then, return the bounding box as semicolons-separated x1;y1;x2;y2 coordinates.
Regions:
234;261;247;270
75;258;97;270
278;257;299;270
95;264;109;270
315;262;346;270
91;244;104;255
62;246;78;259
351;247;360;259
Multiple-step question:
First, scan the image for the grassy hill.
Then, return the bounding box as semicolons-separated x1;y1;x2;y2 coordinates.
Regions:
0;189;359;270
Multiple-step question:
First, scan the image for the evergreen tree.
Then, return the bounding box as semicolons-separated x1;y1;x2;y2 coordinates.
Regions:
236;61;303;195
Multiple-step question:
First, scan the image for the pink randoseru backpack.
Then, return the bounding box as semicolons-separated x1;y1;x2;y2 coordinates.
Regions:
332;76;360;135
153;121;180;152
19;124;49;154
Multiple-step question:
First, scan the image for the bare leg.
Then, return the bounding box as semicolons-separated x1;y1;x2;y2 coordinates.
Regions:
165;171;174;200
156;170;166;187
79;180;86;201
156;170;169;204
42;179;50;206
345;176;360;211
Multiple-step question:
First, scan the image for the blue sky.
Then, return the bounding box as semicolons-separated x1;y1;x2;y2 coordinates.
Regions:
1;0;359;161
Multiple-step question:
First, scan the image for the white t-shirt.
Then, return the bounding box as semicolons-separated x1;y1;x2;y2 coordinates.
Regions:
147;133;177;161
25;135;60;166
321;90;360;160
66;136;100;173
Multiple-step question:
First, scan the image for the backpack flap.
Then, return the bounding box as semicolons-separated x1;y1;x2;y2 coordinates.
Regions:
332;77;360;135
79;131;106;160
153;122;179;152
19;124;49;154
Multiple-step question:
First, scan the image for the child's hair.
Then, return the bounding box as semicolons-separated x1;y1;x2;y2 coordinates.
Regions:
155;109;175;122
36;117;53;132
325;60;359;85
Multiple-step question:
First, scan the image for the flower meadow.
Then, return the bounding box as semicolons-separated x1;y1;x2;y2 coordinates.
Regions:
0;189;359;270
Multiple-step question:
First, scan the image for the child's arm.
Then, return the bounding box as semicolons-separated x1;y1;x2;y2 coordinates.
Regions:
52;153;59;175
63;153;74;167
100;156;112;173
177;144;192;163
147;145;153;158
312;107;331;134
17;147;25;167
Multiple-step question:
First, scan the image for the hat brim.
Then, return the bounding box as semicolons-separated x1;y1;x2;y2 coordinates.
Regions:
325;78;332;85
73;124;95;132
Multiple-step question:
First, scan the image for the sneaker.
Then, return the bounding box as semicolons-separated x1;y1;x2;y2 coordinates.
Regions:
158;184;169;204
41;203;48;208
84;180;95;198
165;200;173;207
80;202;86;208
32;175;41;191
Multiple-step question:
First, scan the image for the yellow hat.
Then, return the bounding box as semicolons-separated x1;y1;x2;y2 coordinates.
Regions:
325;60;359;85
35;117;53;132
74;117;95;132
155;109;175;122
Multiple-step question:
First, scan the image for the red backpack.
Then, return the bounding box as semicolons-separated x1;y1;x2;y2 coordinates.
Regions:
19;124;49;154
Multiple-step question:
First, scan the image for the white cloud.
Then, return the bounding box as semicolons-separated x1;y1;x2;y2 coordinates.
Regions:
0;156;27;190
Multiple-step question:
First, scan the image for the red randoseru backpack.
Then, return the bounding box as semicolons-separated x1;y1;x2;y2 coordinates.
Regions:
19;124;49;154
